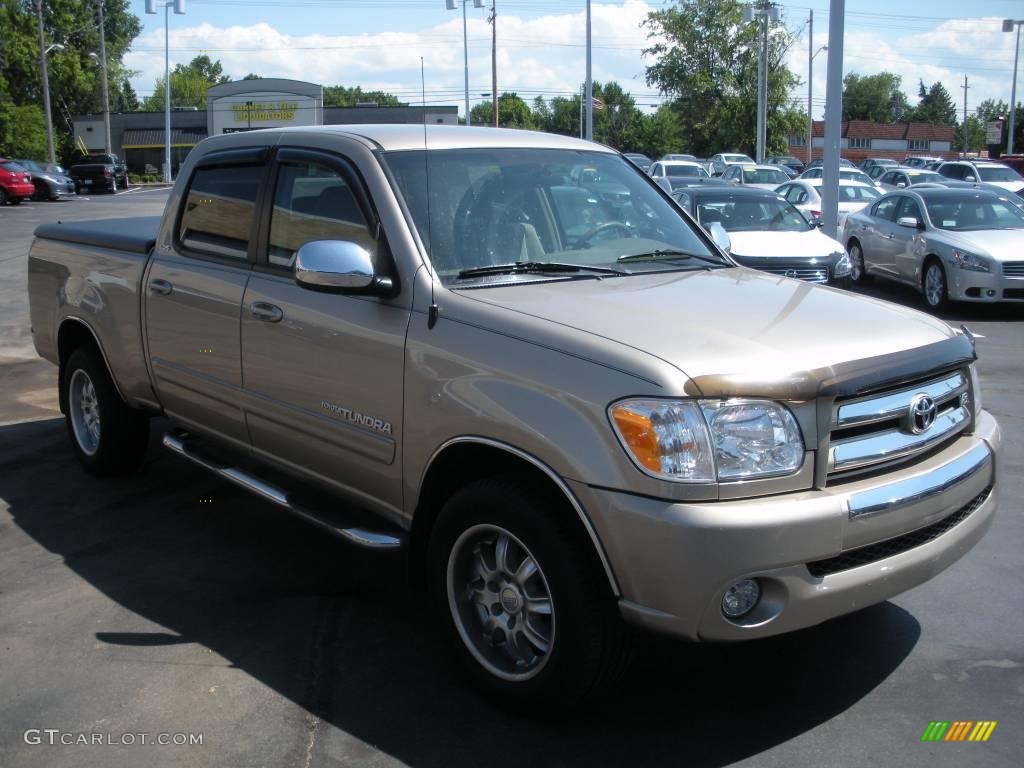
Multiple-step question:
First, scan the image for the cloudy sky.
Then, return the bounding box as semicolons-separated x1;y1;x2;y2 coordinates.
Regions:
124;0;1024;121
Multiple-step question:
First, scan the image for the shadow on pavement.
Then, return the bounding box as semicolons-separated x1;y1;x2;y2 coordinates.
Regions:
854;281;1024;324
2;417;921;767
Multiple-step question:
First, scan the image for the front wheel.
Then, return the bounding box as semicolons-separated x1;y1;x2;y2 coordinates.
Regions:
847;240;871;285
62;346;149;475
923;260;949;311
429;475;631;709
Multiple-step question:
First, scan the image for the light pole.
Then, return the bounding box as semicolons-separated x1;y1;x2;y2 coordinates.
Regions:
146;0;186;183
446;0;483;127
1003;19;1023;154
91;1;113;153
585;0;592;141
35;1;64;164
808;42;827;164
743;1;780;163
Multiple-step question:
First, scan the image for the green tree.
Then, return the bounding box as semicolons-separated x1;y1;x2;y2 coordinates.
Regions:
636;105;683;158
241;73;262;81
141;55;231;110
0;102;46;158
115;78;139;111
842;72;910;122
643;0;804;157
911;80;957;125
323;85;402;107
591;81;643;151
471;92;535;129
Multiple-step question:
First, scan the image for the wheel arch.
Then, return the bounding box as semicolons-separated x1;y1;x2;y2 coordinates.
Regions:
57;317;125;413
410;437;620;597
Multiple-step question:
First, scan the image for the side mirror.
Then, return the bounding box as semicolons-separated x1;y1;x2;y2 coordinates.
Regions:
896;216;923;229
707;221;732;252
965;175;976;182
295;240;394;296
896;181;906;188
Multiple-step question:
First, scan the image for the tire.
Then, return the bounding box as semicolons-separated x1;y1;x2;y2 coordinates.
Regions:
847;240;872;285
33;181;47;202
109;176;117;194
62;346;149;476
428;474;631;710
923;259;949;311
0;187;6;205
9;197;22;205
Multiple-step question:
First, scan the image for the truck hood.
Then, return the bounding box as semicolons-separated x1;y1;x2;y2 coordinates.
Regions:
456;268;960;396
940;228;1024;262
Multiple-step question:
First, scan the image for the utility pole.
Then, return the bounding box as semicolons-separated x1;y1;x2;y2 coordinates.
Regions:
745;1;778;162
96;0;112;154
1004;19;1022;154
821;0;845;240
961;75;969;155
807;10;812;164
585;0;592;141
36;0;57;164
489;0;498;127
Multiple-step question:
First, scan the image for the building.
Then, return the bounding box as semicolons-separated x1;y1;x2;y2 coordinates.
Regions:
73;78;458;176
789;120;956;163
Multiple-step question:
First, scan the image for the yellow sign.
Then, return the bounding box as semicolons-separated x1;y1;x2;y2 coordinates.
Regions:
232;102;298;122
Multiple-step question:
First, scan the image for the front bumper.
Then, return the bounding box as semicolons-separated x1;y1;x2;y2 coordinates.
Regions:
573;410;1000;642
947;262;1024;302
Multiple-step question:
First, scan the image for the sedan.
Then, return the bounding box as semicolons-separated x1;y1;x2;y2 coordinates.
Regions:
623;153;652;172
804;157;855;170
721;164;791;189
672;186;852;286
775;179;880;229
14;159;76;201
0;159;34;205
842;188;1024;308
800;166;880;189
877;168;946;191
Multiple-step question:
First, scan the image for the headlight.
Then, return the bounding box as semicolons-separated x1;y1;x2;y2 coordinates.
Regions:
832;252;852;278
951;249;990;272
969;363;983;416
609;399;804;483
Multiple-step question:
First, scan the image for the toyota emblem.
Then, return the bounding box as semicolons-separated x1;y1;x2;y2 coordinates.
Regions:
785;269;798;278
908;394;938;434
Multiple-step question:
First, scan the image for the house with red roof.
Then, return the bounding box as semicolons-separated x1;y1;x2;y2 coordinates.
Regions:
789;120;956;162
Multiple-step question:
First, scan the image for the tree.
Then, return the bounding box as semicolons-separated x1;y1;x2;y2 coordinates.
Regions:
910;80;957;125
470;93;535;129
116;79;139;111
643;0;804;157
636;105;683;159
323;85;402;107
241;73;262;81
842;72;910;122
141;55;234;110
0;102;46;158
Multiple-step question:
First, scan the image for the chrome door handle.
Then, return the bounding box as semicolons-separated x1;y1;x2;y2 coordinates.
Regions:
250;302;283;323
149;278;173;295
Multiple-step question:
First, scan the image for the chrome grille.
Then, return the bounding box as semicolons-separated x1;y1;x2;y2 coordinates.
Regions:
761;266;829;283
1003;262;1024;277
826;370;970;477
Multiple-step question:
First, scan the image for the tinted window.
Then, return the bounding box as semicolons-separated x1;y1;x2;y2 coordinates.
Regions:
696;195;808;232
665;165;707;178
178;164;263;260
939;164;964;179
924;196;1024;230
880;171;900;185
740;167;789;184
896;196;923;223
872;197;902;221
838;185;880;203
977;166;1023;182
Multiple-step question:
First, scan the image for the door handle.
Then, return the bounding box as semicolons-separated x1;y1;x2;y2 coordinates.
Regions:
149;278;173;295
250;302;283;323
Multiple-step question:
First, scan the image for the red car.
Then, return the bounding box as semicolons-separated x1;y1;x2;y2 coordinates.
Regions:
0;159;35;205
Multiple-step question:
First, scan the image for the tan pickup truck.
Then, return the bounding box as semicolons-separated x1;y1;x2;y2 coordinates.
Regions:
28;126;1000;706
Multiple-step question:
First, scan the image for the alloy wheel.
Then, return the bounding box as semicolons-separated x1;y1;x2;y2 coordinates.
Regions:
69;369;101;455
924;263;946;307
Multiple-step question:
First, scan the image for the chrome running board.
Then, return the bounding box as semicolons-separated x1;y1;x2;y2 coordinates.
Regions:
162;432;402;550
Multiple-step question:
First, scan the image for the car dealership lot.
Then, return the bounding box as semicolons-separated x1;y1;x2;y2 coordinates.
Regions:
1;192;1022;768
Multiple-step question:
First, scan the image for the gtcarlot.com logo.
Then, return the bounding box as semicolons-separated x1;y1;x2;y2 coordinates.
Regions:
24;729;203;747
921;721;997;742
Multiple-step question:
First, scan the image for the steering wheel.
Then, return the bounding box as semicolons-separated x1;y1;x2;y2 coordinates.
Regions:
576;221;633;247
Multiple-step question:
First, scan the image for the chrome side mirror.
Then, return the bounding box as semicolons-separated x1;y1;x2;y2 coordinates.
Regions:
295;240;394;296
896;216;923;229
707;221;732;252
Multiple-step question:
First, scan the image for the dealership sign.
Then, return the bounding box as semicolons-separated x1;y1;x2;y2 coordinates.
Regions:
231;102;298;122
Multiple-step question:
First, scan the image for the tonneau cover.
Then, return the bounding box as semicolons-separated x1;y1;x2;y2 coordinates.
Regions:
34;216;160;255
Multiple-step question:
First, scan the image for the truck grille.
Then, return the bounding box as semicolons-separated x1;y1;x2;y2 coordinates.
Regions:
760;266;829;283
826;369;971;479
806;485;991;577
1003;261;1024;277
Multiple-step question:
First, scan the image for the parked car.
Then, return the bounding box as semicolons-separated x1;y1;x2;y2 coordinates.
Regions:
996;154;1024;175
68;153;130;194
775;179;881;230
660;153;697;162
842;187;1024;307
27;125;1001;707
859;158;899;172
904;156;942;168
864;165;891;181
936;160;1024;194
623;153;652;172
804;157;855;171
799;166;879;188
923;160;944;171
878;168;946;191
0;159;34;205
14;159;76;201
721;164;791;190
672;185;852;286
766;155;805;175
648;160;710;182
708;152;755;176
653;176;732;194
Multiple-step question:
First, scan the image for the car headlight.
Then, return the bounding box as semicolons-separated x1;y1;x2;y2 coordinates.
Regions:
609;399;804;482
969;363;983;416
951;249;990;272
832;251;852;278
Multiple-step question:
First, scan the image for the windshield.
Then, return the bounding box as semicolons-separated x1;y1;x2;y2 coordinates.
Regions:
17;160;42;171
1;161;27;173
696;195;809;232
977;166;1023;182
741;167;788;184
838;185;881;202
907;171;944;184
384;148;720;285
724;154;753;164
925;196;1024;230
841;170;873;184
666;164;708;178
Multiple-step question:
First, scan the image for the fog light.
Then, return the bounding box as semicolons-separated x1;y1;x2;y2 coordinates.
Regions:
722;578;761;618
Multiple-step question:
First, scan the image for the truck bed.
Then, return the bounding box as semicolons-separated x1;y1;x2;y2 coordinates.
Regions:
34;217;160;255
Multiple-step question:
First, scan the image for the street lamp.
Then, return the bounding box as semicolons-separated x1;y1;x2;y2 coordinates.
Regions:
1004;19;1023;154
34;1;64;164
146;0;186;184
446;0;484;127
807;43;827;164
87;48;112;154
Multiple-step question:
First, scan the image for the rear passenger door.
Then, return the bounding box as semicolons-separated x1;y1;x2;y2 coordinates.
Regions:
239;148;410;514
144;148;267;448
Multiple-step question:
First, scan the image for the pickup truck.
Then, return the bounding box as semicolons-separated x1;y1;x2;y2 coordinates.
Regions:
68;152;129;194
28;126;1001;707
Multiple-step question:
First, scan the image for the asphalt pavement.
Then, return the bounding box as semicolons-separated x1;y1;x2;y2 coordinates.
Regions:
0;191;1021;768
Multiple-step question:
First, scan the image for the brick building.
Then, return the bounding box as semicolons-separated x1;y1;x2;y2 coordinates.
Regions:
789;120;956;163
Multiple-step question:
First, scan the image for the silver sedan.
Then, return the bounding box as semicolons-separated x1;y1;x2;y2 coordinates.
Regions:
841;188;1024;309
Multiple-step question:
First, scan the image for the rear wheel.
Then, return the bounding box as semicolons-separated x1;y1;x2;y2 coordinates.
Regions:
9;197;22;205
62;346;149;475
0;188;6;205
109;176;118;194
847;240;872;285
923;259;949;311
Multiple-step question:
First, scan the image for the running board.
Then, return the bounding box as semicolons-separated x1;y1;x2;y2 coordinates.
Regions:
162;432;403;550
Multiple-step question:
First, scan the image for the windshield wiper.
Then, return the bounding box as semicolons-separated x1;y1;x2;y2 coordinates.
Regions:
457;261;628;279
617;249;727;266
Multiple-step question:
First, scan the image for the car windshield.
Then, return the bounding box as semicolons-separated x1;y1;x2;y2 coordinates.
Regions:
977;166;1023;182
924;196;1024;230
841;170;873;184
724;154;754;164
384;148;722;285
696;195;809;232
907;171;944;184
666;165;707;178
741;167;788;184
838;186;881;202
1;161;27;172
17;160;42;171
